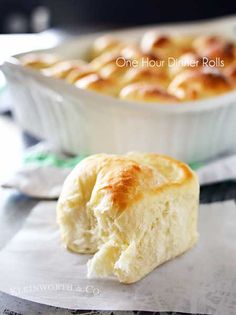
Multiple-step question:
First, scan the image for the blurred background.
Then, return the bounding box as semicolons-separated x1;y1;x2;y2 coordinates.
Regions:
0;0;236;34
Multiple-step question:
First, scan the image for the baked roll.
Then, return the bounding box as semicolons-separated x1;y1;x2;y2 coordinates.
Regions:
224;62;236;87
193;35;235;67
123;67;170;88
90;51;122;71
141;32;193;59
120;44;158;61
57;153;199;283
65;66;94;84
99;62;130;82
120;43;145;59
20;53;60;69
90;35;124;59
169;53;203;77
41;60;86;79
75;73;120;96
168;69;232;101
120;83;179;103
193;35;224;52
97;51;167;85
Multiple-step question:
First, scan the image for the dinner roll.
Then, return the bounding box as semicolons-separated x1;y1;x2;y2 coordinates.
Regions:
90;35;124;59
75;73;120;96
57;153;199;284
168;68;232;101
120;43;143;59
224;62;236;87
120;43;157;61
90;51;121;71
121;44;167;70
20;53;60;69
65;66;94;84
99;62;130;82
141;32;193;59
141;32;172;58
169;53;203;77
41;60;86;79
193;35;235;67
91;52;133;85
123;67;170;88
119;83;179;103
193;35;226;52
193;35;219;50
98;50;167;85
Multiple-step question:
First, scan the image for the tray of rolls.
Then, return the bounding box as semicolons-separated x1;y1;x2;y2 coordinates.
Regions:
2;15;236;163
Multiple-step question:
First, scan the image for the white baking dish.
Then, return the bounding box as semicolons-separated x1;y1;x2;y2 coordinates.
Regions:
2;16;236;163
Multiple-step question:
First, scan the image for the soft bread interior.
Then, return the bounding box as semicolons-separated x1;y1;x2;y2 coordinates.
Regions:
57;153;199;283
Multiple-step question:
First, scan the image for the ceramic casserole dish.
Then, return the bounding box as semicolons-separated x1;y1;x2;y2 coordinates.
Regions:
2;16;236;163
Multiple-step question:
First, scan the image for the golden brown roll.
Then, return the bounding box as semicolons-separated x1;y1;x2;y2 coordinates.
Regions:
224;62;236;87
65;65;94;84
90;52;136;87
193;35;235;67
169;53;203;77
193;35;226;52
75;73;120;96
121;44;167;70
41;60;86;79
90;35;124;59
168;68;232;101
120;43;157;60
97;48;166;83
141;31;193;59
120;43;149;60
57;153;199;283
19;53;60;69
119;83;179;103
99;61;130;82
90;51;122;71
141;32;171;58
123;67;170;88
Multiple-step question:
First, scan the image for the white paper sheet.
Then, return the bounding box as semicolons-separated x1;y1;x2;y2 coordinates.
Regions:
0;201;235;314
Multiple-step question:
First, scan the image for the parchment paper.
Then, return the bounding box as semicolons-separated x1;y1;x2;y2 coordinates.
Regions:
0;201;235;314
